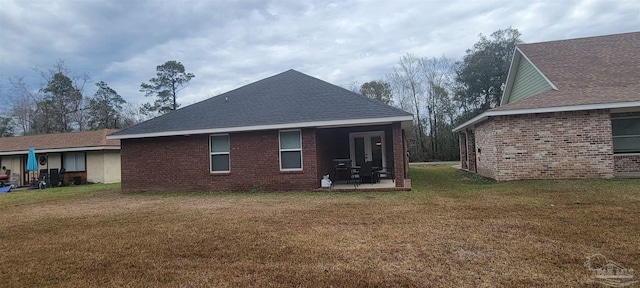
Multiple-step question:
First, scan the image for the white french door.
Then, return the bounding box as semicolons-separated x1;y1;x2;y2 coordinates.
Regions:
349;131;386;168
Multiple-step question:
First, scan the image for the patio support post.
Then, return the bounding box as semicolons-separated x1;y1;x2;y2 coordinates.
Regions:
392;122;405;187
460;132;468;170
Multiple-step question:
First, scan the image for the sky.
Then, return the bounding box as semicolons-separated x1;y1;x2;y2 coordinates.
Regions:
1;0;639;109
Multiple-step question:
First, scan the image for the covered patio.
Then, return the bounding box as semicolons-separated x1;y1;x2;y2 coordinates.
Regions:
315;122;410;191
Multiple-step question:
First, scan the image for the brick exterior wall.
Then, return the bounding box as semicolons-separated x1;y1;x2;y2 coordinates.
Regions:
120;129;319;192
473;110;615;181
614;155;640;173
121;124;409;192
474;120;498;179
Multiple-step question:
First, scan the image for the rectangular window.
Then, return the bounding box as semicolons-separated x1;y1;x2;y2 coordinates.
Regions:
612;117;640;153
279;130;302;170
210;135;230;172
64;152;85;172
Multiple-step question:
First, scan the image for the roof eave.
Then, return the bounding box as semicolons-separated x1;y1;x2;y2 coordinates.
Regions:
0;145;120;156
453;101;640;132
108;115;415;140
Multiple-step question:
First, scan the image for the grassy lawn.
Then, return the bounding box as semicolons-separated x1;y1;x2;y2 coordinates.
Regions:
0;166;638;287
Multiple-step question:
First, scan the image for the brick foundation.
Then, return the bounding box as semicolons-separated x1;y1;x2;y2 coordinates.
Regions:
614;154;640;173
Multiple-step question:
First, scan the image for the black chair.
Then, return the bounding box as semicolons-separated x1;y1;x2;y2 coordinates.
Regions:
380;167;395;182
359;161;379;184
49;169;60;187
348;165;360;188
58;168;66;186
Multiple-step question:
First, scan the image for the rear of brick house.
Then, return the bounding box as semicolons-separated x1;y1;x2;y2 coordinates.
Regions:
109;70;413;192
454;32;640;181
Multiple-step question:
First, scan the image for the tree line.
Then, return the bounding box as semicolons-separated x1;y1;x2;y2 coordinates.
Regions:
0;60;194;137
1;27;521;163
355;27;522;161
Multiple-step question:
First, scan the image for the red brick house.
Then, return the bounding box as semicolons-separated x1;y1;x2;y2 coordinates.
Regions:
108;70;413;192
453;32;640;181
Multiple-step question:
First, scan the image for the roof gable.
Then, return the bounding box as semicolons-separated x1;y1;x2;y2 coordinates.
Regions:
497;32;640;111
501;48;555;104
110;70;412;139
454;32;640;132
0;129;120;155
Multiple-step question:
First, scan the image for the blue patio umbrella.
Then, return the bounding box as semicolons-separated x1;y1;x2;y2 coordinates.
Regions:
26;147;38;172
26;147;38;186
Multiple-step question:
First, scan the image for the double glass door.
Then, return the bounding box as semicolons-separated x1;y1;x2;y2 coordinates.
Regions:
349;131;386;168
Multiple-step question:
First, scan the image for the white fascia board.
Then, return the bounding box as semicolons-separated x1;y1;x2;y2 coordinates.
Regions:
452;101;640;133
500;48;521;106
452;113;489;132
107;116;415;140
0;146;120;156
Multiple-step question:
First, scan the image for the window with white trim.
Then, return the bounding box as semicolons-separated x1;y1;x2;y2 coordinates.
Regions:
612;117;640;153
210;135;230;172
279;130;302;170
64;152;85;172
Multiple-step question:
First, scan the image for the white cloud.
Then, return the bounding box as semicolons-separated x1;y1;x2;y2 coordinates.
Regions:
1;0;638;107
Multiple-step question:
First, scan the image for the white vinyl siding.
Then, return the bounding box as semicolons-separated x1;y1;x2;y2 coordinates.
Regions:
612;117;640;153
508;58;553;103
279;130;302;170
210;135;230;172
64;152;86;172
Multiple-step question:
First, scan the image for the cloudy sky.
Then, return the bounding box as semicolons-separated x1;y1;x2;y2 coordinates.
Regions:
1;0;638;108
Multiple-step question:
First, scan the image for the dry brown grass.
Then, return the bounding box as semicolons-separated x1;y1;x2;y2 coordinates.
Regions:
0;166;638;287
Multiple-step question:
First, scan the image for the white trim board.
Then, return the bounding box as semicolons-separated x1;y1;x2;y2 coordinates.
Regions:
453;101;640;132
0;146;120;156
108;116;414;140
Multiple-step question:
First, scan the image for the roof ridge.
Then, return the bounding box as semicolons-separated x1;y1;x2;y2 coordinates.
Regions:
518;31;640;47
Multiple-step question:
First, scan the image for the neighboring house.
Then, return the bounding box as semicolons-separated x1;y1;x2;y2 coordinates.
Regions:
108;70;413;192
0;129;121;185
453;32;640;181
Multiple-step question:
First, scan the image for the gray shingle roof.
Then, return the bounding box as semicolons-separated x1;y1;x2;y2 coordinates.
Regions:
110;70;412;138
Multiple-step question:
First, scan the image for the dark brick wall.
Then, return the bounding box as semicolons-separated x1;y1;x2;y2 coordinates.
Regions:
121;123;409;192
121;129;318;192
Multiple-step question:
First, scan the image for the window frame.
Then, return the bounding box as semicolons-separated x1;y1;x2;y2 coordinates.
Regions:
209;134;231;173
64;152;86;172
279;129;303;171
611;116;640;154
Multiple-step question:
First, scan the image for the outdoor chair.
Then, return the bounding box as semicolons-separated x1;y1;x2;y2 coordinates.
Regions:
49;168;60;187
359;161;379;184
380;167;395;182
0;169;9;187
348;164;359;188
58;168;66;186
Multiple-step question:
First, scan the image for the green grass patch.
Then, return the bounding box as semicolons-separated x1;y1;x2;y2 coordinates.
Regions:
0;167;638;287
